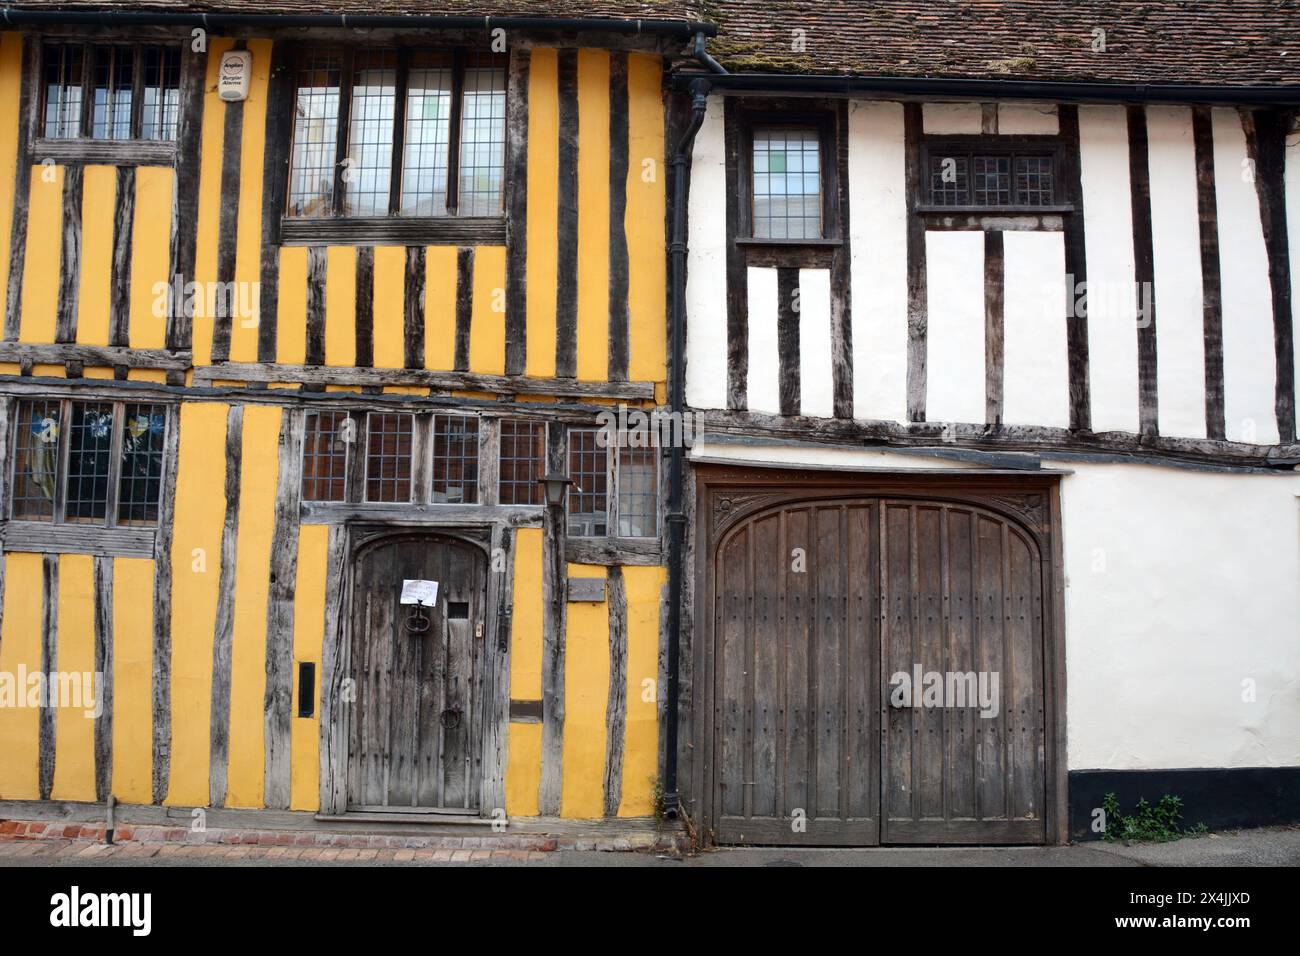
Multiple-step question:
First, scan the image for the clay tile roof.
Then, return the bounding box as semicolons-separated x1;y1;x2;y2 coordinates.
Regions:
703;0;1300;85
6;1;1299;86
1;1;702;19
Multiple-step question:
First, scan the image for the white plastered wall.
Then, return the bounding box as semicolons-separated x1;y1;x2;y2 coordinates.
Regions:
1055;460;1300;769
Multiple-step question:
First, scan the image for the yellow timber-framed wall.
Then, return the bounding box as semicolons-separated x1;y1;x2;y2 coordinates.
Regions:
0;28;671;821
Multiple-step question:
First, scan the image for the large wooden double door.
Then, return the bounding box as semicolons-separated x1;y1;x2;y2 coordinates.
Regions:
701;477;1061;845
347;533;487;812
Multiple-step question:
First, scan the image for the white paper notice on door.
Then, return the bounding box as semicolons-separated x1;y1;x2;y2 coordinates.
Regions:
400;579;439;606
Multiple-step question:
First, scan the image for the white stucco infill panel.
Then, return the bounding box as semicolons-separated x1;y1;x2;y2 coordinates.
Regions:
925;230;986;426
1078;105;1139;435
1212;107;1278;445
685;99;729;411
746;266;780;415
1002;231;1069;428
922;102;983;134
799;268;834;418
1146;105;1207;440
848;100;909;426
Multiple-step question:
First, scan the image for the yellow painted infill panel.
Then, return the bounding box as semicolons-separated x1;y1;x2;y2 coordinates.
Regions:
290;523;327;811
324;245;356;367
75;165;117;347
510;528;544;700
619;565;665;816
560;562;608;819
128;165;174;350
112;557;155;805
505;722;542;817
192;37;236;367
276;246;308;366
19;164;62;345
165;402;229;806
226;403;281;807
576;49;610;383
0;553;43;799
524;47;559;379
469;244;506;375
626;54;667;385
229;38;271;363
51;554;96;802
424;245;457;371
0;34;24;321
372;245;406;369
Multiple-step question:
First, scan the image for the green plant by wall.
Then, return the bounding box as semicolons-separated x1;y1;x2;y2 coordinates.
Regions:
1101;792;1209;843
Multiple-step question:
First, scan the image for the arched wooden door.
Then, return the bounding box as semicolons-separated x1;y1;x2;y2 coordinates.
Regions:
347;533;487;812
709;493;1049;845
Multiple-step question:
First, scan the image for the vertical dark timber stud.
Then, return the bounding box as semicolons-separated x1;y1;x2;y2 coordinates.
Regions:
211;39;247;365
608;52;631;383
555;50;579;380
1059;105;1092;432
504;46;529;376
4;37;37;343
1192;108;1226;440
538;422;568;815
1127;105;1159;437
258;40;293;364
151;405;181;804
723;98;747;410
1242;107;1297;444
830;99;853;420
903;103;927;422
167;41;207;365
984;231;1005;426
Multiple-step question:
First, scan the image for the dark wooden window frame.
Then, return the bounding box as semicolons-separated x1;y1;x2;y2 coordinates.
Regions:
916;134;1072;217
6;397;172;531
278;43;508;246
30;38;182;167
733;104;842;250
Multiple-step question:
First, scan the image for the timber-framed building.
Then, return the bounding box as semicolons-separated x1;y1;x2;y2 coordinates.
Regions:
0;1;1296;846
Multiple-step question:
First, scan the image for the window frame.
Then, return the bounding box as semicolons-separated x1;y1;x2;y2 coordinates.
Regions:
279;43;509;245
7;397;172;531
565;428;660;542
735;107;841;247
917;136;1070;214
32;39;183;166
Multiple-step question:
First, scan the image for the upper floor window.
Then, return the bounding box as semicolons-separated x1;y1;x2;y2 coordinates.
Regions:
925;149;1058;208
41;42;181;141
10;399;168;527
751;127;823;239
287;49;506;219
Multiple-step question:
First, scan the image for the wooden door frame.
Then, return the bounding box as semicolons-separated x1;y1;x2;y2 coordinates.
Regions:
318;522;507;817
691;465;1068;846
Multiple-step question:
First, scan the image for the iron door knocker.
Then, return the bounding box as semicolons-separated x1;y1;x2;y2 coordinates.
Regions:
406;600;432;635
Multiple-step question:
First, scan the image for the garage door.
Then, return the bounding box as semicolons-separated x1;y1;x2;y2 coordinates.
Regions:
704;486;1054;845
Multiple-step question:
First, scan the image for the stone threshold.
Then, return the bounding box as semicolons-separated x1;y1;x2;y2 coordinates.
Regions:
0;799;686;853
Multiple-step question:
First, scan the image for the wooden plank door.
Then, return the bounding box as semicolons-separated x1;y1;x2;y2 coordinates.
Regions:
712;501;880;844
879;500;1046;844
348;533;487;812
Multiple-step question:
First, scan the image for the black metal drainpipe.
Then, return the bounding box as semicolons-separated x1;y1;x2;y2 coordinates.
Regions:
663;32;725;818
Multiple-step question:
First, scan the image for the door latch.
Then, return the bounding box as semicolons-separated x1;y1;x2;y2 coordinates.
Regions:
474;620;484;640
